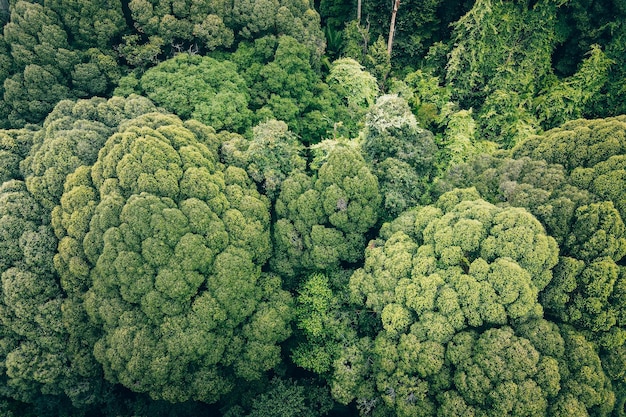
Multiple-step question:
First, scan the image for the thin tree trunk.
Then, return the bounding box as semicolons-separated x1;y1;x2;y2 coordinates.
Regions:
357;0;362;22
387;0;400;56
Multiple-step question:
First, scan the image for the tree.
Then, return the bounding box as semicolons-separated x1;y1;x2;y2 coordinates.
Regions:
443;0;565;147
0;0;8;25
53;112;292;403
291;272;360;375
123;53;253;133
438;153;626;347
551;0;626;118
0;36;11;128
326;58;378;138
437;154;591;245
221;119;306;200
440;117;626;406
0;127;35;183
251;35;335;142
271;140;381;284
326;189;616;416
0;96;161;411
361;94;438;219
535;45;614;129
0;181;110;409
43;0;126;50
20;95;157;210
119;0;325;67
446;0;560;108
386;0;400;56
364;36;390;91
357;0;470;66
221;377;334;417
1;1;128;127
401;69;451;130
512;116;626;219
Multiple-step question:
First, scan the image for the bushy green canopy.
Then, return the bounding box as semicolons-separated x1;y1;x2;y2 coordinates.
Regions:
0;95;161;409
438;154;593;245
271;140;381;283
0;180;108;407
440;117;626;405
327;189;615;416
0;128;34;183
125;54;253;133
231;34;337;142
326;58;378;138
1;2;124;127
120;0;324;65
350;188;558;324
513;116;626;176
221;120;306;200
21;95;157;210
361;95;438;219
53;112;291;403
475;119;626;347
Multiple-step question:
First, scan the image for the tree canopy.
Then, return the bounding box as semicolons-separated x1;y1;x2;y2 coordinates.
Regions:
1;0;626;415
52;112;291;403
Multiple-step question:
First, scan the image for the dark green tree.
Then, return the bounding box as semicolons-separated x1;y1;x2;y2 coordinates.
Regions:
0;180;110;409
271;140;381;284
120;53;253;133
221;119;306;200
440;117;626;409
1;1;127;127
361;94;438;219
251;35;335;142
119;0;324;66
221;377;334;417
443;0;564;146
512;116;626;219
535;45;614;129
44;0;126;50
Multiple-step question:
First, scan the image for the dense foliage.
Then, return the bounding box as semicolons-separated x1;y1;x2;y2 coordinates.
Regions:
1;0;626;416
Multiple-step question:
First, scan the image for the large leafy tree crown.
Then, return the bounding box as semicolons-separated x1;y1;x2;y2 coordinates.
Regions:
53;112;291;403
328;189;615;416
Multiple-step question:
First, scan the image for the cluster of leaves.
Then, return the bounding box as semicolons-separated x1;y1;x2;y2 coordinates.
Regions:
1;0;626;415
52;112;292;403
271;140;381;285
117;54;253;133
299;189;614;416
438;115;626;414
361;94;438;220
0;1;124;127
0;96;302;413
320;190;618;416
0;95;162;411
120;0;325;66
0;0;325;129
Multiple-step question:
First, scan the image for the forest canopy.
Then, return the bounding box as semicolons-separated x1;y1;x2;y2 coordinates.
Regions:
1;0;626;416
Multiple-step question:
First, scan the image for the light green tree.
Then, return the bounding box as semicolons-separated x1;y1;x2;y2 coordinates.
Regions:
53;112;292;403
327;189;615;416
